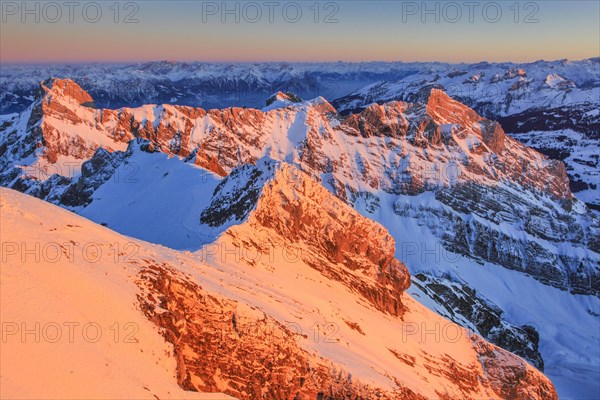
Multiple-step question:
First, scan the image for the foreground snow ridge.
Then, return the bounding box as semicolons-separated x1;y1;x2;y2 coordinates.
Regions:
1;185;557;399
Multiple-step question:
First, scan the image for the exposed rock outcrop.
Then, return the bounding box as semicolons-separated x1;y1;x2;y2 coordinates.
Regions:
203;159;411;317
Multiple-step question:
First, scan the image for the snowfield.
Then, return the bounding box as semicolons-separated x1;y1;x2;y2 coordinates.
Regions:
0;186;558;399
0;188;235;399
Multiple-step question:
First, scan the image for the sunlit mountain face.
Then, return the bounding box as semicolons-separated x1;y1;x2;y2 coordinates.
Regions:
1;1;598;400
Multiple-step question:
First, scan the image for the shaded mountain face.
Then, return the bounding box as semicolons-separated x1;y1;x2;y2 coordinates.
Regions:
1;185;559;400
1;78;598;397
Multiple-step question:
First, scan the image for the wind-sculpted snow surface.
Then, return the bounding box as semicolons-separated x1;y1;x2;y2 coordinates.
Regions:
0;78;598;397
1;187;559;400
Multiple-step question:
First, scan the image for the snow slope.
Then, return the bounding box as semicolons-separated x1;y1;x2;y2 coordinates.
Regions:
78;147;223;250
0;188;235;400
0;180;558;399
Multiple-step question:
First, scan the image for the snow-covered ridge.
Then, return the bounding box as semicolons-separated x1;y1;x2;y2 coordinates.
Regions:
331;58;600;208
205;158;411;316
1;186;559;399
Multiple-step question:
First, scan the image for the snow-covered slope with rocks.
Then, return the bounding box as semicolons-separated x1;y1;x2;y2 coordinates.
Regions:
1;78;598;398
331;58;600;208
1;185;559;399
3;59;596;205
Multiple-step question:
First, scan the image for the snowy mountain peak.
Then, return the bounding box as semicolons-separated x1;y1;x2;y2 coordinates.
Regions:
425;88;476;120
37;78;95;107
264;91;303;110
424;88;507;154
544;73;576;89
303;95;338;116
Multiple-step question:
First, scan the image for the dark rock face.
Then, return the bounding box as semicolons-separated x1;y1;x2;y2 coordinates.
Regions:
497;103;600;140
200;163;271;227
413;273;544;370
497;103;600;209
59;146;127;207
2;141;130;209
479;120;506;154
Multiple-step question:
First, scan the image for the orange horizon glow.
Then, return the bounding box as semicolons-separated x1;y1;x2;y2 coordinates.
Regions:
1;1;598;64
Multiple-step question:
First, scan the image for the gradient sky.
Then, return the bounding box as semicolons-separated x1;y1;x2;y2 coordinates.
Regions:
1;1;599;63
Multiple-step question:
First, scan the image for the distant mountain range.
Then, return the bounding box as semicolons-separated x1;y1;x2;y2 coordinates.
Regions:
0;61;426;113
2;59;598;209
